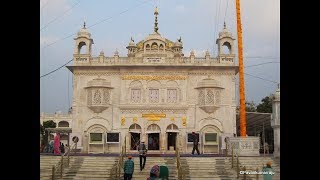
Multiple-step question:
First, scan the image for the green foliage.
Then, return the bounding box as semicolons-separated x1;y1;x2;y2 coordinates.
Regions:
40;123;44;135
245;101;257;112
236;101;257;112
43;120;57;129
41;120;56;146
256;95;272;113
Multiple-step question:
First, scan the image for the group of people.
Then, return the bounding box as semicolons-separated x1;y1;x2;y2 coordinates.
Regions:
42;132;66;155
123;140;169;180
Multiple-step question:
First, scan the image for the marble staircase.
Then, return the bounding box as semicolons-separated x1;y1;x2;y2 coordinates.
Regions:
40;155;280;180
40;155;63;180
181;157;238;180
236;156;280;180
62;156;117;179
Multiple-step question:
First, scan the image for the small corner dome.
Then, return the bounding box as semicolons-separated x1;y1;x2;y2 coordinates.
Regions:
174;41;182;47
79;27;89;33
218;23;233;39
274;87;280;100
129;39;135;46
77;22;91;37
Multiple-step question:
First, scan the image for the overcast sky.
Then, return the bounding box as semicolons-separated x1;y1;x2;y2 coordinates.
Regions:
40;0;280;113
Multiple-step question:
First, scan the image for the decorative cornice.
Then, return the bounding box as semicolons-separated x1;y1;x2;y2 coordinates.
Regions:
121;75;187;80
74;72;121;76
188;72;235;75
73;71;235;76
119;104;188;110
119;105;188;114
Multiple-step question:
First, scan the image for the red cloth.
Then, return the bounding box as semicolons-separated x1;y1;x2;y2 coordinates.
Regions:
54;133;61;155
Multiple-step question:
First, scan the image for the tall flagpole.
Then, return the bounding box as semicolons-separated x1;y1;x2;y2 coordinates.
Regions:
236;0;247;137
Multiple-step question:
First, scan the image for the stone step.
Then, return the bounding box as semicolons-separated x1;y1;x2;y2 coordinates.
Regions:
42;156;279;179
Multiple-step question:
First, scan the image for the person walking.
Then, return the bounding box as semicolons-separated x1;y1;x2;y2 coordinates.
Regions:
137;141;148;171
123;155;134;180
191;132;200;155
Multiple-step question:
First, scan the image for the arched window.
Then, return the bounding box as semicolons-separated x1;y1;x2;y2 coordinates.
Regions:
166;124;178;131
146;44;151;50
166;81;179;103
222;42;231;54
148;80;161;103
147;124;161;132
78;41;87;54
151;42;158;50
159;44;164;50
129;123;141;131
58;121;69;127
130;81;143;103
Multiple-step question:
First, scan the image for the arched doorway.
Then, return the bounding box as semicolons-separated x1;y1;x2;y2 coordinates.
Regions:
58;121;69;127
58;121;70;145
129;123;141;150
146;124;161;150
166;124;179;151
87;125;107;154
200;125;221;154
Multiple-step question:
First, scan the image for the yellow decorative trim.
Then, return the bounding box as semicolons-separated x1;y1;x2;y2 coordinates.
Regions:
182;116;186;126
142;113;166;121
170;117;175;121
121;116;125;126
133;117;138;122
122;75;187;80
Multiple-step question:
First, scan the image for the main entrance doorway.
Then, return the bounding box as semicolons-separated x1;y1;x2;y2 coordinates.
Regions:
166;124;179;151
148;133;159;150
146;124;161;151
130;133;140;150
167;132;177;150
129;123;142;150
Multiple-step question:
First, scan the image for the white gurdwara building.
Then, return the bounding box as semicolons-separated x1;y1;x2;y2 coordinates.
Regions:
41;8;238;154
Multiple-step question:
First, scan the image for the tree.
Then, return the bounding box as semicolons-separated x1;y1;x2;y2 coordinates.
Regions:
40;123;44;135
236;101;257;112
245;101;257;112
256;95;272;113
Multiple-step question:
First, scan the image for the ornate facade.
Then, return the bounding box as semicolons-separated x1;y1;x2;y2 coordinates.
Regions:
40;8;238;154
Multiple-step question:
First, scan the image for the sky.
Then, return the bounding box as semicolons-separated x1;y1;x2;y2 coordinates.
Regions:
40;0;280;113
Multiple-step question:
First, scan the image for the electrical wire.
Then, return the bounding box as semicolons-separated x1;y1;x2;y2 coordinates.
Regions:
244;61;279;68
42;0;151;49
40;59;73;78
244;73;278;84
40;0;81;31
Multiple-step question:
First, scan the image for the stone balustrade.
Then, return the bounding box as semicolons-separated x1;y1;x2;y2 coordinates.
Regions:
72;56;236;66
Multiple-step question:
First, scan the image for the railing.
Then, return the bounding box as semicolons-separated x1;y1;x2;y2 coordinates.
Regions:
175;136;186;180
226;138;241;179
109;136;127;179
51;143;77;180
226;138;261;180
72;56;225;66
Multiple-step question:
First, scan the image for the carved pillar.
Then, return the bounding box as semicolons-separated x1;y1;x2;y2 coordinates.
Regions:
177;133;184;152
142;133;148;146
83;132;88;153
126;132;130;153
67;133;70;148
272;86;280;158
161;133;166;154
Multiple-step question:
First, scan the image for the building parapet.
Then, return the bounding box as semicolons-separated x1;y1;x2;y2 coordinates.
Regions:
72;56;235;66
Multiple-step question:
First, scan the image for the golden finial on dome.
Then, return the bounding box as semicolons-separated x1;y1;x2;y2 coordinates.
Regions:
154;6;159;15
154;6;159;33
